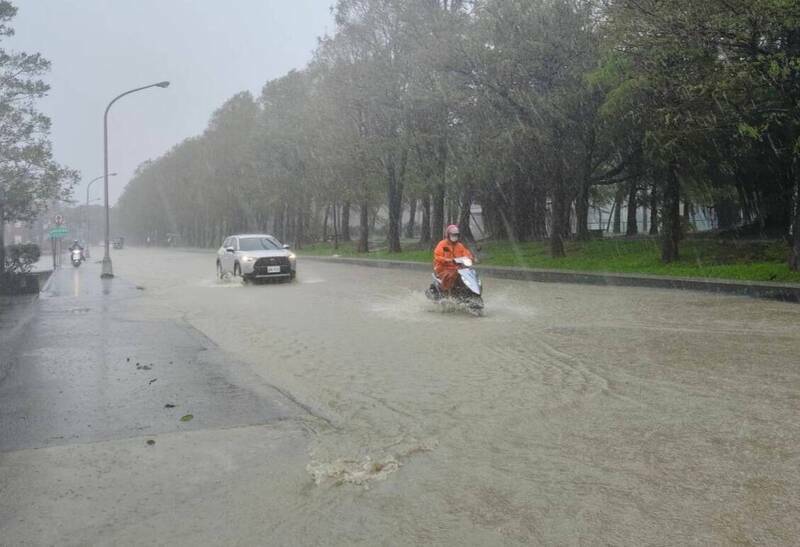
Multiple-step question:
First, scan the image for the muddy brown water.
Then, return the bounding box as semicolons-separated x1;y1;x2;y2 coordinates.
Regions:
112;247;800;545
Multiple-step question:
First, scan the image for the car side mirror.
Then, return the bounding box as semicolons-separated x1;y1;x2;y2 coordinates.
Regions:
226;247;235;253
282;244;291;250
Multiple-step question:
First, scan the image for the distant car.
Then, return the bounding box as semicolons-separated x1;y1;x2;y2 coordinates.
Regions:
216;234;296;282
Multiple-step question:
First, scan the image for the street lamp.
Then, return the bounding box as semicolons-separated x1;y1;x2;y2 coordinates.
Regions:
101;81;170;279
86;173;116;250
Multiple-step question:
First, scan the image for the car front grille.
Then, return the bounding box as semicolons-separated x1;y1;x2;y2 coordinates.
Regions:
254;256;290;274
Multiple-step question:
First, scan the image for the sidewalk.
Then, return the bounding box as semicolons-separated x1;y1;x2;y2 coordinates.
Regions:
302;255;800;302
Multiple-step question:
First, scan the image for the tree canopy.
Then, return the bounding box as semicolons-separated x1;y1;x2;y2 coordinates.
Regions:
0;1;78;272
116;0;800;269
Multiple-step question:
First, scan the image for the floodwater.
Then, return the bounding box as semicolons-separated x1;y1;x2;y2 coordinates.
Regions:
112;247;800;545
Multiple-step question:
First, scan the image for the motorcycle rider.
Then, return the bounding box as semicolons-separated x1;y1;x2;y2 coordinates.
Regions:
433;224;475;293
68;239;84;258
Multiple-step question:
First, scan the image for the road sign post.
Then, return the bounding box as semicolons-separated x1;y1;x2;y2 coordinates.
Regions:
48;227;69;269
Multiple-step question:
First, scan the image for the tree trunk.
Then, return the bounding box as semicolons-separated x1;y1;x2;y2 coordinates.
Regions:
385;154;404;253
576;178;591;240
0;201;5;275
332;202;339;250
563;198;574;240
661;167;681;263
459;188;474;242
341;201;351;241
285;205;294;245
532;190;547;239
433;130;449;239
550;187;566;258
419;195;431;244
790;209;800;271
790;165;800;271
322;205;330;242
576;127;595;240
626;182;638;236
357;201;369;253
613;186;624;234
274;204;285;241
405;198;417;239
296;206;306;250
432;183;445;243
649;184;659;235
550;159;566;257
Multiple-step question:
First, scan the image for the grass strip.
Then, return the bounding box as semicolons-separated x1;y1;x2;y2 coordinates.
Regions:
299;238;800;284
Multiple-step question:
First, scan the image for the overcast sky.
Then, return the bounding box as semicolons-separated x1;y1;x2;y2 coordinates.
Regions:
11;0;334;205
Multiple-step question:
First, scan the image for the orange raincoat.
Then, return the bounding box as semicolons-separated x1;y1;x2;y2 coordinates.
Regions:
433;239;474;291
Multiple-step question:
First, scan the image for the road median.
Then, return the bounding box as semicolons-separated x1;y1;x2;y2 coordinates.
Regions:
302;255;800;303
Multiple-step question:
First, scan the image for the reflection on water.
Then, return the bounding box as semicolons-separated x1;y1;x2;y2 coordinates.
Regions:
72;267;80;297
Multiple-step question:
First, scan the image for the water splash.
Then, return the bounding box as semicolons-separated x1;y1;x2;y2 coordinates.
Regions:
306;455;401;488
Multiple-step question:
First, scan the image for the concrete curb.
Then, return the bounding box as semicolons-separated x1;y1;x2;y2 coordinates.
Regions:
33;270;54;293
301;255;800;303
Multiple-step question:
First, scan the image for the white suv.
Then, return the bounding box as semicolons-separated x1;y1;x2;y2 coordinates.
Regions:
216;234;296;282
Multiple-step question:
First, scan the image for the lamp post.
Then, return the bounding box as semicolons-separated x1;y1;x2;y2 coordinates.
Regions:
101;81;170;279
86;173;115;253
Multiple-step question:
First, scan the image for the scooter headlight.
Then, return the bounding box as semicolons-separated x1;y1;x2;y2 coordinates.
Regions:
461;258;473;267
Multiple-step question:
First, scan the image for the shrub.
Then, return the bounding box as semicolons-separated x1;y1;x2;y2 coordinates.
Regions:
4;243;41;274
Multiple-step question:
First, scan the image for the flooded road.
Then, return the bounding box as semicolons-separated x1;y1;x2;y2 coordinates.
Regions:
106;247;800;544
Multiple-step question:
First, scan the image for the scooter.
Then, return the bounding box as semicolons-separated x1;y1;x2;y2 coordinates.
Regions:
71;248;83;267
425;256;485;316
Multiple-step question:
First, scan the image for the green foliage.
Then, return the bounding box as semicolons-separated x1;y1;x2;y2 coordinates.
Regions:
301;238;800;283
3;243;40;273
114;0;800;267
0;1;78;273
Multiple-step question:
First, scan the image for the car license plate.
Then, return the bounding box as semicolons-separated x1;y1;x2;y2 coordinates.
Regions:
267;266;281;273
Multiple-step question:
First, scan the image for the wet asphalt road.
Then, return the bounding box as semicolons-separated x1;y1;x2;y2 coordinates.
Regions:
0;262;307;452
2;247;800;545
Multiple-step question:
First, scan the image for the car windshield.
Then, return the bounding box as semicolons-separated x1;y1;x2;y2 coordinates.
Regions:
238;237;281;252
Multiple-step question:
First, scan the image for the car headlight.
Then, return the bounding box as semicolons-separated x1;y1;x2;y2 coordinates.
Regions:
288;253;296;261
241;256;255;262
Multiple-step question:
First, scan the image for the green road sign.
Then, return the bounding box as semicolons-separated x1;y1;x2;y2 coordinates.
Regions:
49;226;69;238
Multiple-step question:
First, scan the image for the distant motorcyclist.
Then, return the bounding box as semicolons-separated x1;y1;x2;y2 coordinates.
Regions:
68;240;85;260
433;224;474;292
